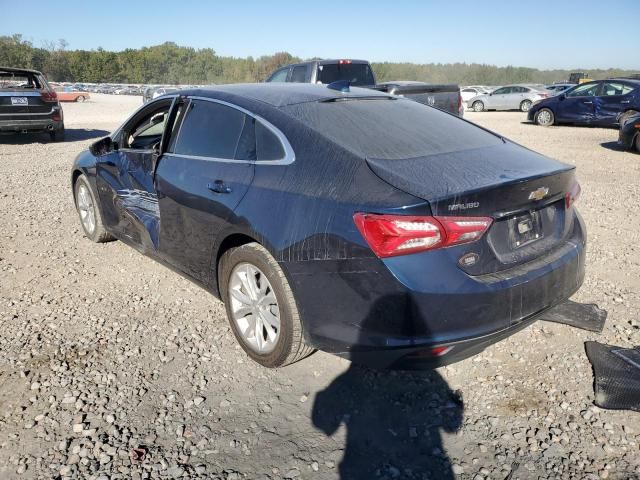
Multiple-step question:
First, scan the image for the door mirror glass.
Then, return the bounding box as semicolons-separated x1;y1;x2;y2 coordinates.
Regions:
90;136;113;156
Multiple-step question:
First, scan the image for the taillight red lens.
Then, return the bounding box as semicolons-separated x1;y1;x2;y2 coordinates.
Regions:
565;181;581;209
41;91;58;102
353;213;493;258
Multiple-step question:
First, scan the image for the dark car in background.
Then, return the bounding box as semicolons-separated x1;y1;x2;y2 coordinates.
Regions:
529;79;640;127
0;66;65;141
71;83;585;369
619;112;640;153
266;59;463;117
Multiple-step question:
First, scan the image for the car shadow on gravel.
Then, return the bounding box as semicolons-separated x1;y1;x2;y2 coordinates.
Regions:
0;129;109;144
312;295;464;479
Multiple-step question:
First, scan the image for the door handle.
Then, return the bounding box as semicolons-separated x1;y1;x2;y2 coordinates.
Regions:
207;181;232;194
621;100;630;104
583;101;593;104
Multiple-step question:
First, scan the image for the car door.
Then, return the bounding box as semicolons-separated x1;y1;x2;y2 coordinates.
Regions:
154;97;256;283
594;81;636;126
487;87;510;109
556;82;599;124
502;86;524;110
95;97;176;254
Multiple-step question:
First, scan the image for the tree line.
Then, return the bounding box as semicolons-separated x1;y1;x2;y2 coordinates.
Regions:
1;34;636;86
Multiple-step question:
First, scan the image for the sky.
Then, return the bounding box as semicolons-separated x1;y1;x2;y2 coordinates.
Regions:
1;0;639;70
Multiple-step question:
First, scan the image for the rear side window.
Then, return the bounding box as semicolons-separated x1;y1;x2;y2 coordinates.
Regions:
290;65;308;83
317;63;375;86
173;100;245;159
601;82;633;96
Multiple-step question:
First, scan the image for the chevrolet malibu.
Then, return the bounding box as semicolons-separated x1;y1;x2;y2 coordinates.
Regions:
71;83;585;368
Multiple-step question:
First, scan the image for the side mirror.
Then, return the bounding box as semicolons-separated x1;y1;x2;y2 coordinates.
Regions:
89;136;113;156
559;94;566;101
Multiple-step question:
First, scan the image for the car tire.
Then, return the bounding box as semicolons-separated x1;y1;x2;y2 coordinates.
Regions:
219;242;314;368
49;128;65;142
619;110;638;127
535;108;555;126
520;100;532;112
635;134;640;154
74;174;115;243
76;95;86;102
472;101;485;112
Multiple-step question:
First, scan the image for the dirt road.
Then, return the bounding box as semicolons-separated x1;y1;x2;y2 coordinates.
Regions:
1;94;638;479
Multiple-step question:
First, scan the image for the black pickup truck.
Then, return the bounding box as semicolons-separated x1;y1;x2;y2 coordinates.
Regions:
265;59;463;117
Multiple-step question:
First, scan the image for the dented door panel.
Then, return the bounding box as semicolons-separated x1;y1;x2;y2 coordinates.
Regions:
95;148;160;254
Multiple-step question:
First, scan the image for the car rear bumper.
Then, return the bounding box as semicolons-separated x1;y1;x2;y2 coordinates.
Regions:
0;118;64;133
285;212;586;368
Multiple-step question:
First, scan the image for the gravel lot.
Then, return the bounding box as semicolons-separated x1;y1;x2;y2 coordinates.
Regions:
1;94;639;480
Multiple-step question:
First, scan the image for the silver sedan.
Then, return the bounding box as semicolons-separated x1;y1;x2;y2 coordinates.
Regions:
467;85;550;112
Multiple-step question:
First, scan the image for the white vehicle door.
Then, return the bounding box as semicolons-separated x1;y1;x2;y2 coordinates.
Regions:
487;87;510;109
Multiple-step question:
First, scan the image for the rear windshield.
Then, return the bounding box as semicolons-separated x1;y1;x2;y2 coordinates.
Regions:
283;98;502;160
0;72;44;90
317;63;375;87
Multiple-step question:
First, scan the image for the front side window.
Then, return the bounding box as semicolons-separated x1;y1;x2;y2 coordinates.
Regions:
566;83;599;97
125;103;172;150
601;82;633;96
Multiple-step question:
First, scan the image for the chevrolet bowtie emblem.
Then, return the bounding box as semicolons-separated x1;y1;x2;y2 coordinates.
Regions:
528;187;549;201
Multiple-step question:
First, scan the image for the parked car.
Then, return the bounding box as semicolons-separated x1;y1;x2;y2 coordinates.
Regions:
528;79;640;127
544;84;574;95
467;85;550;112
266;59;463;117
152;87;179;99
618;112;640;153
0;66;65;141
461;87;486;103
71;83;585;368
54;86;90;102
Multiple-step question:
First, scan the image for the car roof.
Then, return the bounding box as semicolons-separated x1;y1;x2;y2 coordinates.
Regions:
0;66;44;75
177;83;390;108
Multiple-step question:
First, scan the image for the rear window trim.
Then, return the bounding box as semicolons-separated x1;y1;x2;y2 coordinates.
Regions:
174;96;295;165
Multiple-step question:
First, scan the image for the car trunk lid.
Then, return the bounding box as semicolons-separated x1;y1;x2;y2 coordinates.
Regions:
366;142;577;273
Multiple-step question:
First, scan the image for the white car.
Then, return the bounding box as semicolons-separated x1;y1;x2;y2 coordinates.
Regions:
467;85;551;112
461;87;488;103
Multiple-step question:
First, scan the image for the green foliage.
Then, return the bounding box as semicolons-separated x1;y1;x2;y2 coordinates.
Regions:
0;34;636;85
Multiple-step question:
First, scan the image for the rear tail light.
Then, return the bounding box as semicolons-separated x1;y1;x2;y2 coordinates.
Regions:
353;213;493;258
406;345;454;358
458;92;462;113
565;181;581;209
41;91;58;102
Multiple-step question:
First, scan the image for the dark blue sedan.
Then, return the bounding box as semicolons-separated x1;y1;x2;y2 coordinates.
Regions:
528;78;640;127
72;83;585;368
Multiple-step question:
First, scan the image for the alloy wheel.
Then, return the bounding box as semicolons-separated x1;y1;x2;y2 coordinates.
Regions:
537;109;553;126
76;183;96;234
228;262;281;354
